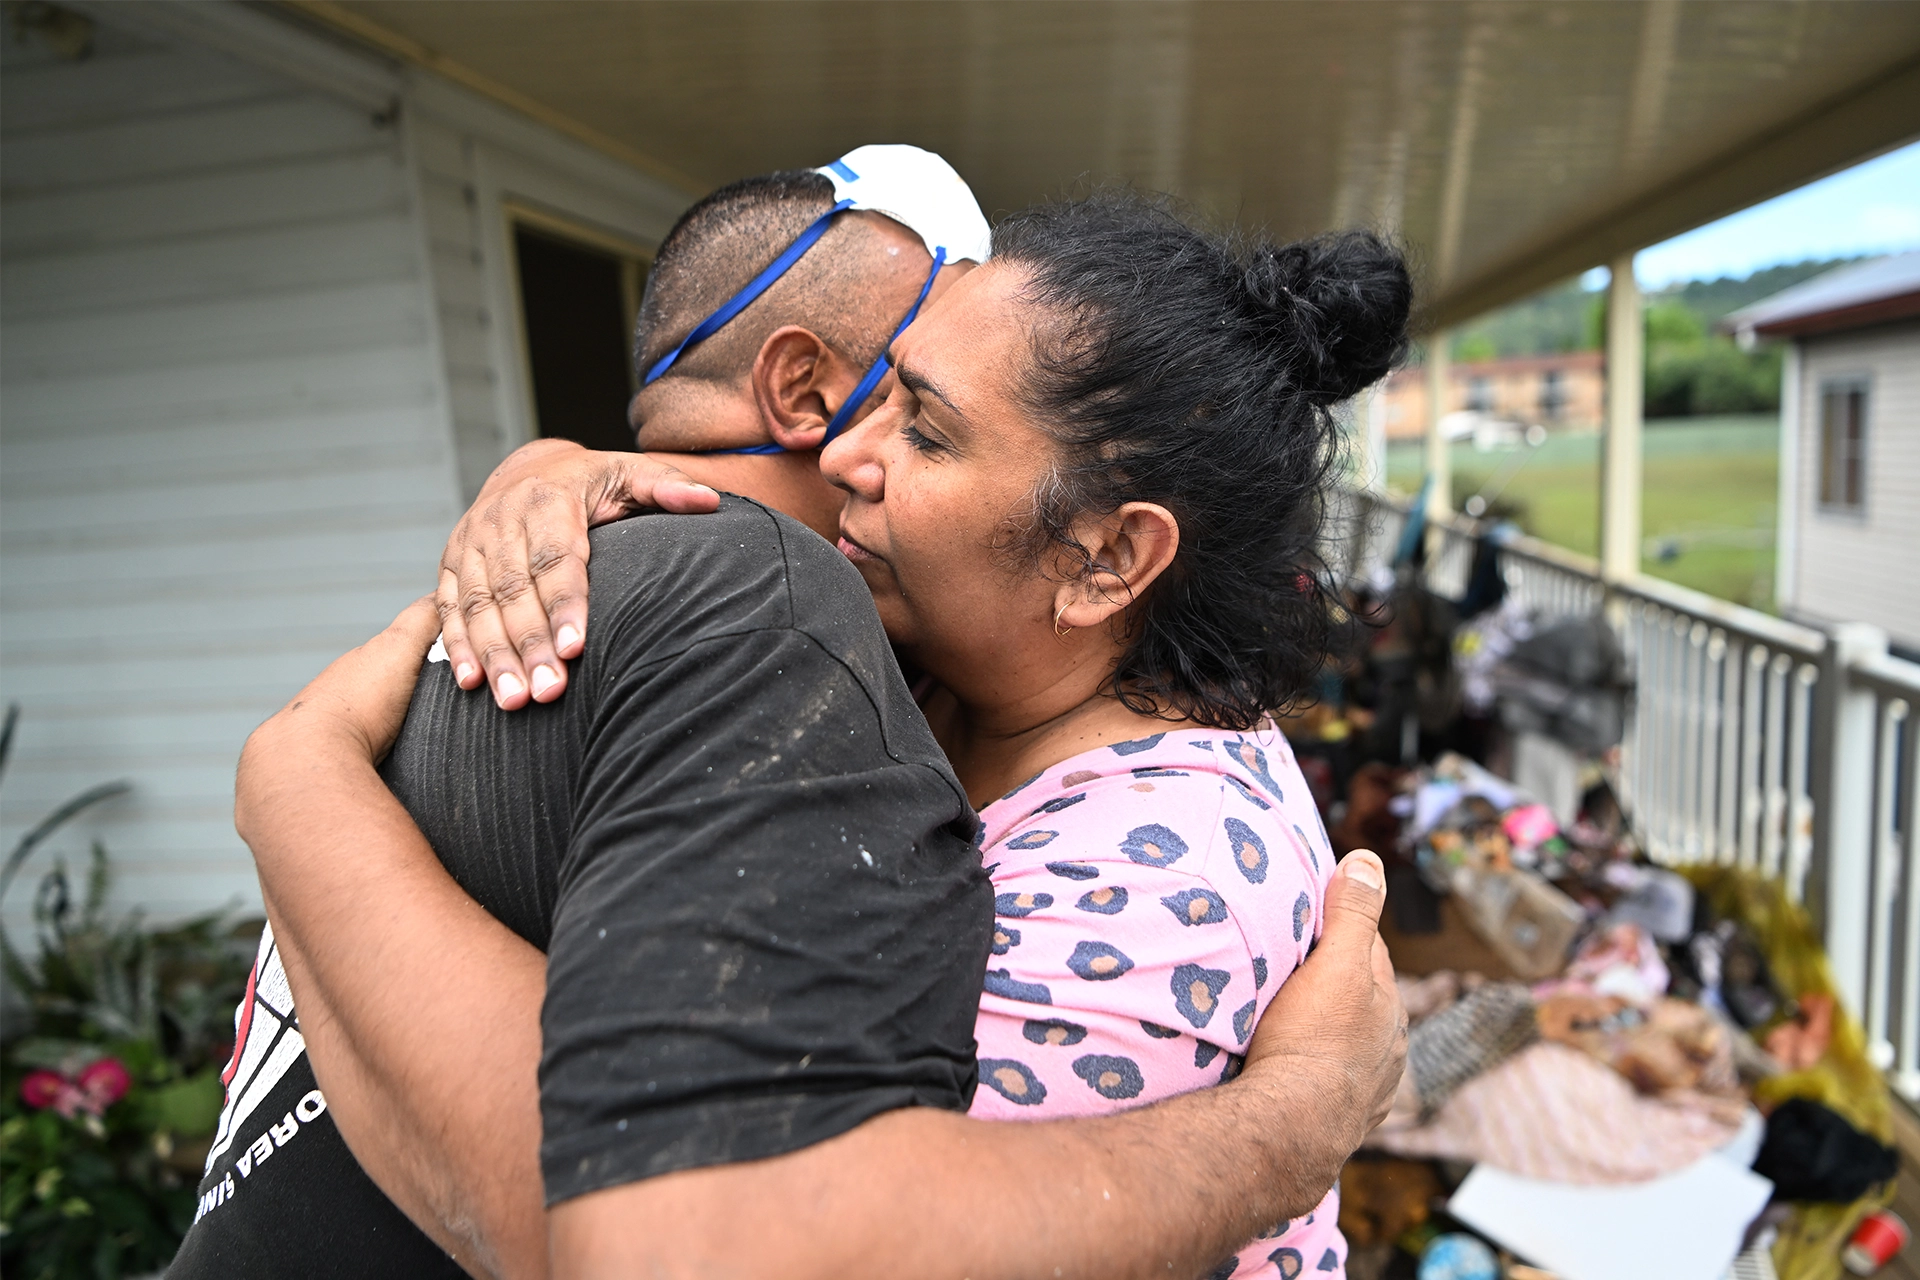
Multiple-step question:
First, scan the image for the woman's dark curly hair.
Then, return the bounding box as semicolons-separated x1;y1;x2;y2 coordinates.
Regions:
992;190;1411;730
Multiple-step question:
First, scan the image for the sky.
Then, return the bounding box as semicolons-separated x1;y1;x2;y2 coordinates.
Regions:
1581;139;1920;290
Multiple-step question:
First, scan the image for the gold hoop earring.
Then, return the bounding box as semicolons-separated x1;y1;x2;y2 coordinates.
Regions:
1054;602;1073;638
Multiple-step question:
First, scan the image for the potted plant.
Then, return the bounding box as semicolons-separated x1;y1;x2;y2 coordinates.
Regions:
0;706;256;1279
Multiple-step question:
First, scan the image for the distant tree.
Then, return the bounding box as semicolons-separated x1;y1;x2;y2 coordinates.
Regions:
1450;259;1859;352
1455;333;1498;363
1584;292;1607;352
1646;299;1706;345
1692;342;1781;415
1450;278;1597;360
1669;257;1862;326
1432;256;1858;418
1643;297;1780;418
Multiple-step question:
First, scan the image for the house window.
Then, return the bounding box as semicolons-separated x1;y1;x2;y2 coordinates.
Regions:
510;209;650;453
1466;375;1493;412
1817;378;1869;514
1538;368;1566;422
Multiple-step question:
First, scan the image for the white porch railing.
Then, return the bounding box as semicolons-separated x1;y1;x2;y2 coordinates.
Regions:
1337;490;1920;1104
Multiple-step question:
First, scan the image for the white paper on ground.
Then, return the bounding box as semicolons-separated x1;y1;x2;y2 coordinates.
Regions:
1712;1106;1766;1172
1446;1151;1773;1280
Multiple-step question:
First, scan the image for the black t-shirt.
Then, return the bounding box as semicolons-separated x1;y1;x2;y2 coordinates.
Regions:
169;498;992;1273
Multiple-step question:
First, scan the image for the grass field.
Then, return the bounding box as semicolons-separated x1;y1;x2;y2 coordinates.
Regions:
1384;414;1779;609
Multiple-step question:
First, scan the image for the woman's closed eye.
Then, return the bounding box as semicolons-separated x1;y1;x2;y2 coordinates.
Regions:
902;412;952;456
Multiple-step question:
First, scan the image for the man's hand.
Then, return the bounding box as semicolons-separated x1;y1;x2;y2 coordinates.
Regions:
438;439;719;710
1244;850;1407;1179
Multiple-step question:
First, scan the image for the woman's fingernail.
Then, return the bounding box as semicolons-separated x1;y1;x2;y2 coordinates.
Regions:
496;672;526;703
555;624;581;653
530;665;560;698
455;663;477;686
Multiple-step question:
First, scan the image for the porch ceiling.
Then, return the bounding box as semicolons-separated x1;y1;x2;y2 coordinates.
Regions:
285;0;1920;330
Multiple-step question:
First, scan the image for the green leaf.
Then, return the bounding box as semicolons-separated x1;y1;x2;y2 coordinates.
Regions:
141;1070;222;1138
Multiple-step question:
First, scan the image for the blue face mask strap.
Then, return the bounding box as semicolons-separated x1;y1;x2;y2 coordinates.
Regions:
700;246;947;457
818;246;946;447
642;198;855;387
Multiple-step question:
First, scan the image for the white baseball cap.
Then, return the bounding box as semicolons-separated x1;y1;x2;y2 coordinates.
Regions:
818;144;992;265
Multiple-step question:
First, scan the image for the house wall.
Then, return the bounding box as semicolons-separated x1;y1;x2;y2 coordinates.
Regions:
1380;350;1606;440
0;4;691;929
0;12;463;927
1786;319;1920;647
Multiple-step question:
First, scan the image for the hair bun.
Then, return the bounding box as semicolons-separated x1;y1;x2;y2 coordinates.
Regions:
1246;231;1412;407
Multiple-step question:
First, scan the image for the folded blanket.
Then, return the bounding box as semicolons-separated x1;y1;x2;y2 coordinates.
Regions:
1370;1041;1749;1184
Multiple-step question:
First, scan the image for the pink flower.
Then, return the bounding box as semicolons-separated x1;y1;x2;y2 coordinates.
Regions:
20;1070;67;1111
76;1058;130;1112
19;1057;130;1118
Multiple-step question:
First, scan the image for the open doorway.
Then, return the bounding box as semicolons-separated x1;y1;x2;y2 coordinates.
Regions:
510;211;649;453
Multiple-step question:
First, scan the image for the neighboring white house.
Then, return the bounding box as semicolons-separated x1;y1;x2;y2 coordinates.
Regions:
1;3;691;927
1724;252;1920;655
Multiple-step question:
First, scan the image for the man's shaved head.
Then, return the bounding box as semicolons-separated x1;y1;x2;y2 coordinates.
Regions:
635;169;927;391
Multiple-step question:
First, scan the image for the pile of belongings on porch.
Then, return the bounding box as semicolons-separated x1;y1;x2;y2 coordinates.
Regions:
1277;571;1905;1280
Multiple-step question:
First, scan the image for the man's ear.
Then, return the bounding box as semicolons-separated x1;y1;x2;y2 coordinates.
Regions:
1053;502;1181;633
751;326;852;452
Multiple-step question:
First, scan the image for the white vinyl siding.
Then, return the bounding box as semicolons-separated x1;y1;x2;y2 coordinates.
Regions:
1790;320;1920;647
1;4;692;930
409;115;521;502
0;17;461;925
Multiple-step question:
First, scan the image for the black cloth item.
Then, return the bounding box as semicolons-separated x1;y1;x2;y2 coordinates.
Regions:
1492;616;1632;753
1455;531;1508;621
1752;1098;1899;1203
169;498;991;1273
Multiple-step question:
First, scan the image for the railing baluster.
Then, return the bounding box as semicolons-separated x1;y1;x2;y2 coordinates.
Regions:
1697;625;1714;858
1711;632;1734;864
1643;610;1669;861
1763;654;1789;881
1620;600;1644;831
1661;611;1685;863
1899;703;1920;1104
1787;663;1818;904
1700;628;1718;860
1740;646;1766;871
1666;614;1681;867
1649;612;1672;862
1870;697;1906;1058
1867;698;1907;1071
1682;623;1707;859
1678;615;1698;862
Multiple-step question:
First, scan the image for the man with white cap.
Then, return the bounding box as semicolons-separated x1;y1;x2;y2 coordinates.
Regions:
196;147;1406;1280
437;143;995;711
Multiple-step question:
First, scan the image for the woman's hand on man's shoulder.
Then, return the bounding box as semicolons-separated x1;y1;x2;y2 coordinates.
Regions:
435;439;720;712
